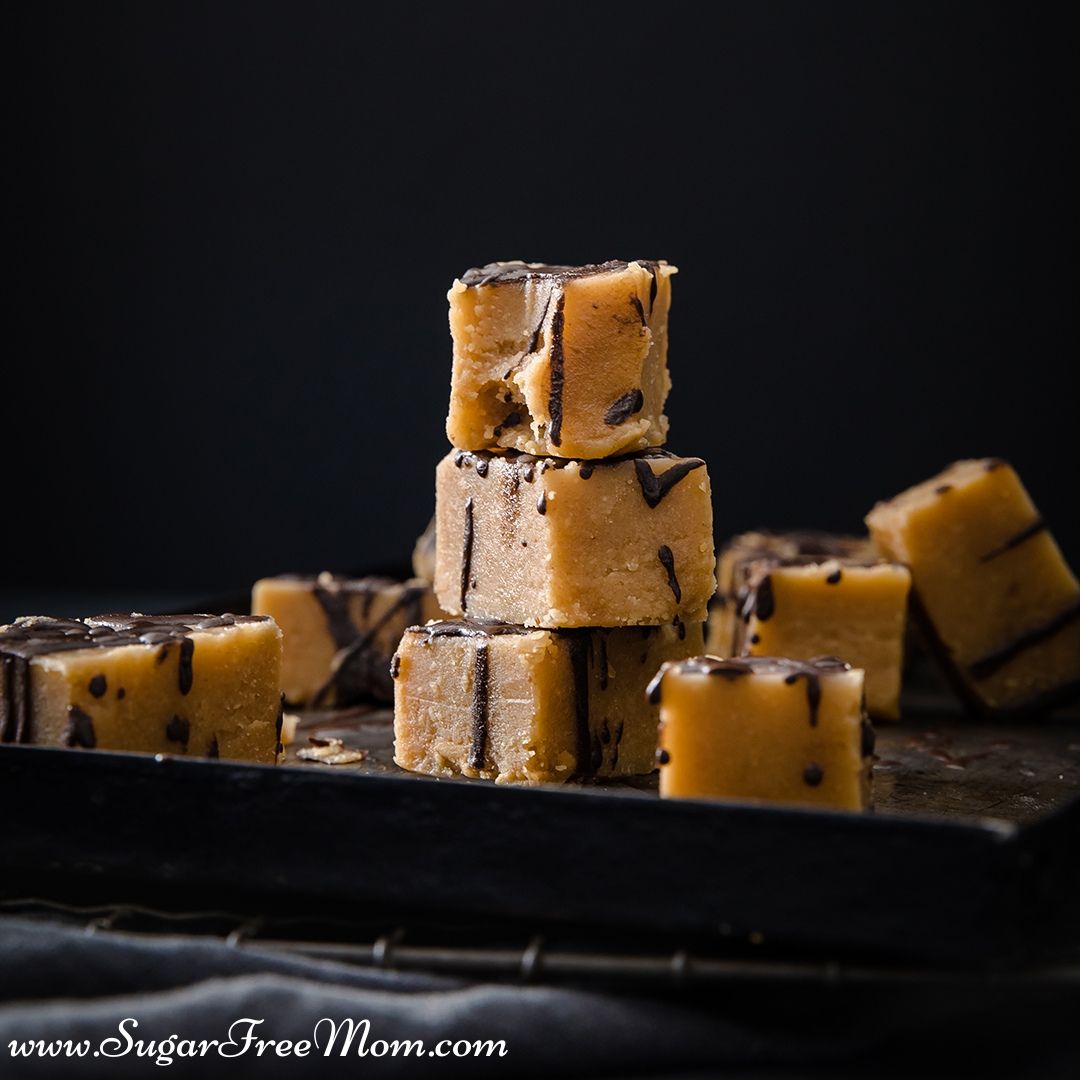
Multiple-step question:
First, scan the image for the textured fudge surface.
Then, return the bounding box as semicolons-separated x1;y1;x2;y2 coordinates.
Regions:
651;655;873;810
867;458;1080;716
393;617;702;784
709;529;878;653
447;260;675;459
736;558;911;720
252;573;442;707
434;448;715;628
0;613;282;762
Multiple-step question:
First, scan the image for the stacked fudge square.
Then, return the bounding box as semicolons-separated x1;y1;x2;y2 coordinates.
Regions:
392;260;717;783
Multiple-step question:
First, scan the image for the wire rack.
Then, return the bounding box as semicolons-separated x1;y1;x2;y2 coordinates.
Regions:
3;897;1077;989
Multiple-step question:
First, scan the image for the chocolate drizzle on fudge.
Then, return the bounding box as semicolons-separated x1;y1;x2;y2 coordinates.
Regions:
604;389;645;426
64;705;96;748
658;545;681;603
306;574;429;707
449;448;703;512
547;296;567;446
460;496;475;613
467;642;490;770
0;614;267;744
459;260;660;288
647;655;852;732
406;620;671;779
968;600;1080;681
979;518;1047;562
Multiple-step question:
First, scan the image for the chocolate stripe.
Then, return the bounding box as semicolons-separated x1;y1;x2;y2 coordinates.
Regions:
460;496;475;613
658;545;681;603
980;518;1047;562
547;295;566;446
633;457;705;509
467;641;490;770
969;600;1080;680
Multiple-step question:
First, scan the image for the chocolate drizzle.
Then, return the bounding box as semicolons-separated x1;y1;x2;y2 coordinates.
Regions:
64;705;96;748
547;296;567;446
968;600;1080;681
825;569;843;585
460;496;475;613
980;518;1047;562
633;457;705;509
603;388;644;426
178;638;194;695
166;714;190;749
467;642;490;770
536;490;547;515
658;545;681;603
308;576;429;707
629;294;646;326
803;763;824;787
647;655;851;712
89;674;107;698
459;259;660;288
527;296;551;354
0;614;266;745
752;575;775;621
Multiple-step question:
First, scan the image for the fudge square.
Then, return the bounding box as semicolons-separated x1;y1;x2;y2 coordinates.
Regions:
708;529;877;653
434;448;716;628
0;614;282;762
867;458;1080;716
252;573;443;707
447;260;676;460
393;619;703;783
735;557;912;720
651;656;874;810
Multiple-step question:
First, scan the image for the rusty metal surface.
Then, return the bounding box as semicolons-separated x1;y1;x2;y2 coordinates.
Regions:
285;696;1080;826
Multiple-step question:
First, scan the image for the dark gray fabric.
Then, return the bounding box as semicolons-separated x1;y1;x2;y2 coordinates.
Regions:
0;917;1076;1078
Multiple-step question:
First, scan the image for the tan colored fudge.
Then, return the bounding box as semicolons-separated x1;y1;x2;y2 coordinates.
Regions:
653;656;873;810
447;260;676;459
0;614;282;762
735;558;911;720
252;573;442;706
393;618;703;783
434;449;715;627
866;458;1080;716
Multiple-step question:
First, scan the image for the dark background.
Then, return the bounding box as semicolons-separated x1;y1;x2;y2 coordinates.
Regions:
7;2;1077;613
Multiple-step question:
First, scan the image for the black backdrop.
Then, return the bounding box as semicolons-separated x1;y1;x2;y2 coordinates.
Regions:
8;2;1077;602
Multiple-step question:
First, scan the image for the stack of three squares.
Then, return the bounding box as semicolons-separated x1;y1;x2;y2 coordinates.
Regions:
392;260;717;783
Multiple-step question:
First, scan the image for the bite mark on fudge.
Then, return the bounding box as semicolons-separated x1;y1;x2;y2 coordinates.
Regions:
603;388;645;427
64;705;96;749
658;545;682;603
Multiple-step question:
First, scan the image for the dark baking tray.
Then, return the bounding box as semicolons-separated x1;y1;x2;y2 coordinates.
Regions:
2;682;1077;968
